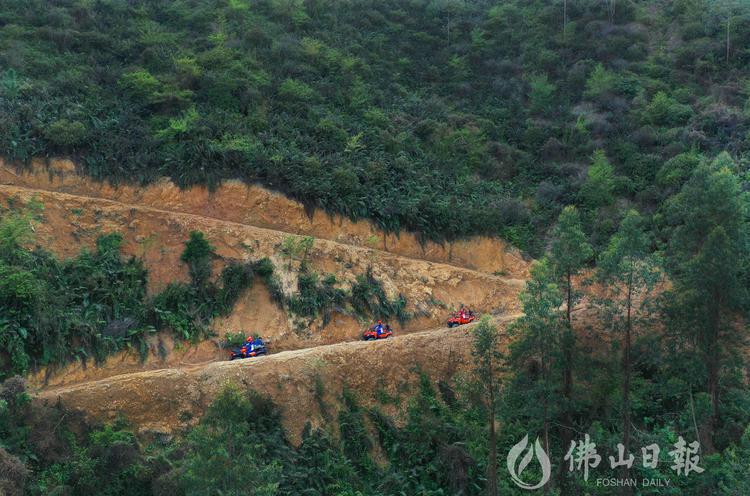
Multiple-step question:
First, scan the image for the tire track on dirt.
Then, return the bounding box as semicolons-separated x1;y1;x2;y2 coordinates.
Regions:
0;183;526;285
35;315;522;442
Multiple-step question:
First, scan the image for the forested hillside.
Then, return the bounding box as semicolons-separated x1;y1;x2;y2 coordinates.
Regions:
1;1;750;495
2;0;749;250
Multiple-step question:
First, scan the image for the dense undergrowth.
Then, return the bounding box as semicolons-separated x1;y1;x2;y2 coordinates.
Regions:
1;343;748;495
0;209;257;378
2;0;750;250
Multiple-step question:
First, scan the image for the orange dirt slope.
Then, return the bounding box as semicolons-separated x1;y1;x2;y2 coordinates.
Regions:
0;159;530;439
36;316;519;444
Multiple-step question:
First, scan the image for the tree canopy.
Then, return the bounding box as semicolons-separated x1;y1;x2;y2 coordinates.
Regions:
2;0;750;249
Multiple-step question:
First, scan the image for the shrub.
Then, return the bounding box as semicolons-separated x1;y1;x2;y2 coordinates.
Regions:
0;208;152;377
643;91;694;127
118;69;161;101
288;270;347;325
0;447;28;496
528;73;556;114
278;78;316;101
43;119;87;147
180;231;214;289
216;263;254;313
584;63;618;101
579;149;616;209
350;268;410;324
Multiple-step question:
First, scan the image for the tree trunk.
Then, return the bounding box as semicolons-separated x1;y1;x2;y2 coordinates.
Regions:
704;292;722;454
620;278;633;495
726;17;731;63
487;384;497;496
564;271;573;398
558;271;575;487
705;299;720;453
542;348;552;494
607;0;616;24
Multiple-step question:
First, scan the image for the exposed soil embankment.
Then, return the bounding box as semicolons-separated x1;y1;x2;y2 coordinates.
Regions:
0;159;529;277
0;181;523;349
36;317;515;444
1;160;529;390
25;284;377;390
2;159;529;434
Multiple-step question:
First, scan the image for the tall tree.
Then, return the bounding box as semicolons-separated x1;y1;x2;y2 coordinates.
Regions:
606;0;616;24
662;154;749;451
710;0;749;63
597;210;661;492
550;206;592;404
549;205;592;478
472;316;504;496
508;258;564;463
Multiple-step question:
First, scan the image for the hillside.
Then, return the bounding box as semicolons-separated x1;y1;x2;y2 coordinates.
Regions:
1;159;528;387
35;317;519;444
1;1;750;495
2;0;750;252
0;159;528;277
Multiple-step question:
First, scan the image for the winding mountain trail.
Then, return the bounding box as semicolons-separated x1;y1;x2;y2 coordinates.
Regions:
0;159;530;278
0;182;525;286
35;314;521;444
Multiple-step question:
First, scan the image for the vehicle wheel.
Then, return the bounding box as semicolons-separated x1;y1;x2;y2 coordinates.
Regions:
367;337;375;341
448;323;456;328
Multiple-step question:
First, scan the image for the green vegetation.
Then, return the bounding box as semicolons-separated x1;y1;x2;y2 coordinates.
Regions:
2;0;749;249
150;230;255;341
3;152;745;494
1;1;750;494
256;257;410;326
0;208;254;377
0;205;151;378
1;374;501;496
280;235;314;271
498;153;750;494
349;268;410;324
0;205;408;378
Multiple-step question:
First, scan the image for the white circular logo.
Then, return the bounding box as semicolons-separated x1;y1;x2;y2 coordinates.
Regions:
506;435;552;490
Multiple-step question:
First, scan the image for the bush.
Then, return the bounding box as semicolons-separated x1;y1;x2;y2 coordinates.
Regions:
584;63;619;101
216;263;254;313
579;149;616;209
180;231;214;289
0;447;28;496
350;268;410;324
43;119;87;147
278;78;316;102
288;270;347;325
177;385;284;495
0;211;151;377
118;70;161;101
643;91;694;127
528;73;556;114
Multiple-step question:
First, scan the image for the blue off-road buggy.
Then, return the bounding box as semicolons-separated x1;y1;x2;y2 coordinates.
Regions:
228;337;268;360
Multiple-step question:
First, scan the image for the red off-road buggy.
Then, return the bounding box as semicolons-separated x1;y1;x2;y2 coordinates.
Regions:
363;323;393;340
447;309;476;328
